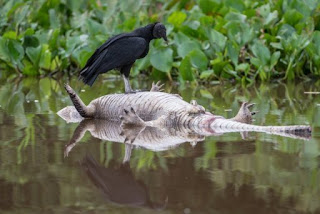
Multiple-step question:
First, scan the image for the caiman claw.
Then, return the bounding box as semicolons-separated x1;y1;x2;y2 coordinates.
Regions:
120;107;145;127
150;81;164;92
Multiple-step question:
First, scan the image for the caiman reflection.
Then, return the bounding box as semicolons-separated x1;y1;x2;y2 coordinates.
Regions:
61;118;315;213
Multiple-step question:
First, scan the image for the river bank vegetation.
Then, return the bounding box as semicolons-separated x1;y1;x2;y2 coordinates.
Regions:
0;0;319;84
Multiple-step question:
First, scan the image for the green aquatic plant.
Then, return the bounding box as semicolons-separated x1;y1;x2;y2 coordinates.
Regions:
0;0;319;83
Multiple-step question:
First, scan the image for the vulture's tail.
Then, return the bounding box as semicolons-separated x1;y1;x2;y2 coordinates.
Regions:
79;67;99;86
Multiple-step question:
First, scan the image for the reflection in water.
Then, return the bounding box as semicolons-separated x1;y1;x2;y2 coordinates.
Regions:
0;77;320;213
81;155;167;209
60;117;319;213
61;114;312;160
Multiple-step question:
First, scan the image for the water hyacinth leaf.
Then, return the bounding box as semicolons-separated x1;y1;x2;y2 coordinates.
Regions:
189;49;208;70
150;48;173;73
284;9;304;27
264;11;278;26
199;0;220;14
86;18;105;35
226;40;239;65
177;41;200;58
8;40;24;64
312;31;320;52
23;35;39;48
14;4;29;26
225;0;245;11
209;29;227;52
174;32;190;44
236;63;250;75
39;44;52;70
258;4;278;26
26;46;41;66
200;69;213;79
251;41;270;65
270;51;280;68
179;55;194;81
120;0;142;12
48;29;60;50
3;31;17;40
66;0;84;11
270;42;283;50
0;37;10;61
225;21;254;46
210;57;229;75
168;11;187;28
49;9;60;29
225;12;246;22
22;59;38;76
250;57;261;68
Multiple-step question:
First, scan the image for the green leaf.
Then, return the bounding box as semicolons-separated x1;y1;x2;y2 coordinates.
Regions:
150;48;173;73
200;69;214;79
189;49;208;70
209;29;227;52
250;57;261;68
226;40;239;65
250;41;270;65
66;0;85;11
174;32;190;44
224;21;254;46
3;31;17;40
179;55;194;81
177;41;200;58
283;9;304;27
39;44;52;70
49;9;60;29
168;11;187;28
8;39;24;64
270;51;280;68
225;0;245;11
26;46;41;66
270;42;283;50
199;0;221;14
23;36;39;48
236;63;250;75
0;37;10;61
225;12;246;22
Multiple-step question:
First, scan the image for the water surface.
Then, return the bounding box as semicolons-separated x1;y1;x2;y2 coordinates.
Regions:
0;77;319;213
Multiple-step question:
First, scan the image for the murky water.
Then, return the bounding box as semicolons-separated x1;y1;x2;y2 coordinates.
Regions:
0;76;320;213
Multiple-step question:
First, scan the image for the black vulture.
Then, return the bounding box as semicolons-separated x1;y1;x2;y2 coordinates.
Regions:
79;22;167;93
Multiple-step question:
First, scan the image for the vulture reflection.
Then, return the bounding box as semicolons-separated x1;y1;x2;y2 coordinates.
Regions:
81;155;167;209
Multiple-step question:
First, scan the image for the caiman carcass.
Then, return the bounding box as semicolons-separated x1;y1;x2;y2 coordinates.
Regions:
58;82;312;141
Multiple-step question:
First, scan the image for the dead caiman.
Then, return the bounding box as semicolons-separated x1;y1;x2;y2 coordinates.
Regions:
59;82;312;138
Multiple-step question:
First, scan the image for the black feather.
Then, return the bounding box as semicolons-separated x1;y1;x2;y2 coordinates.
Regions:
79;23;167;89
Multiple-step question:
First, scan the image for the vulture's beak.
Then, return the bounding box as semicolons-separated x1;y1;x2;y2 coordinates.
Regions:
163;35;168;45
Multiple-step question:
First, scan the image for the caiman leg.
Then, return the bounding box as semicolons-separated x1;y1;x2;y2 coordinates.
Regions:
150;81;164;92
64;84;95;118
120;107;166;128
230;102;258;124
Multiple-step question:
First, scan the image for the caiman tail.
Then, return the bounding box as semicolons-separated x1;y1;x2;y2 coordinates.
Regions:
211;118;312;139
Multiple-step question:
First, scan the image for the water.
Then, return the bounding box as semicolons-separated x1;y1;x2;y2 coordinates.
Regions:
0;77;320;213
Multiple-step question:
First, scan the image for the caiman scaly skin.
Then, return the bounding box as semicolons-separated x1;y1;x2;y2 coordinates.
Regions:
59;83;312;137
